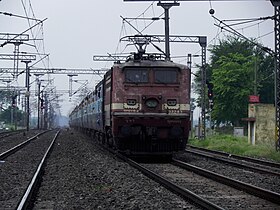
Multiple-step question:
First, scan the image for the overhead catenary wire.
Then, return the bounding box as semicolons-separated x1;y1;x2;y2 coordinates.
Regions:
212;15;274;56
21;0;48;69
0;11;41;21
0;18;47;48
115;1;165;56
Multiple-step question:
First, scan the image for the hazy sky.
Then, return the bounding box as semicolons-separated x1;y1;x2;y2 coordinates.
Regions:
0;0;274;117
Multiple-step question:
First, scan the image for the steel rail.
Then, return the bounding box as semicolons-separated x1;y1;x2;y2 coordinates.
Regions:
172;159;280;205
115;153;224;210
0;130;49;160
0;129;25;139
16;129;61;210
185;148;280;177
188;145;280;168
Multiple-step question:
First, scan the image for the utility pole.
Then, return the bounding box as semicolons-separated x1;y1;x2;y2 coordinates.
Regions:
22;60;32;131
44;93;48;129
34;74;44;129
40;91;44;129
38;80;41;129
157;1;179;60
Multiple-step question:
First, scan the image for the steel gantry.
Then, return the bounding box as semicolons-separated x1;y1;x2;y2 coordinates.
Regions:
0;33;29;42
0;33;30;77
0;67;108;76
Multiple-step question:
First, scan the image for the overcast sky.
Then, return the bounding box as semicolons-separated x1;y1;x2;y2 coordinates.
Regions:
0;0;274;117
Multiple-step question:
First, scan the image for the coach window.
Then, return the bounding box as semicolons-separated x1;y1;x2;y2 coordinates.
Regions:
125;68;148;83
154;68;178;84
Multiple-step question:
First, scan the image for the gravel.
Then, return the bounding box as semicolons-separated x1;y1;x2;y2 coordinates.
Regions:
0;130;57;209
33;129;198;210
0;129;42;154
174;152;280;194
142;163;280;209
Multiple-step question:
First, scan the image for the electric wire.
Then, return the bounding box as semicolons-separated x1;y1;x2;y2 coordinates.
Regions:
0;11;41;21
212;15;274;55
20;0;48;69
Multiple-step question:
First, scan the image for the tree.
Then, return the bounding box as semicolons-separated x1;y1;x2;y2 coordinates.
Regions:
193;36;274;126
256;52;275;103
0;106;24;126
211;53;254;126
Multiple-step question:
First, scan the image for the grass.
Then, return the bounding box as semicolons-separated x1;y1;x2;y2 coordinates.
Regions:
189;135;280;163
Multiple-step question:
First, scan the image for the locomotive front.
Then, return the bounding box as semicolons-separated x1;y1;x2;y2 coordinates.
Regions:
105;55;191;155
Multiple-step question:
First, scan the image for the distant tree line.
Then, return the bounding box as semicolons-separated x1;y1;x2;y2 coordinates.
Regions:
0;90;25;127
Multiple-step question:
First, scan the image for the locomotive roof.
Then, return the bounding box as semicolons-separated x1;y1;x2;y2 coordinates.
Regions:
114;58;188;69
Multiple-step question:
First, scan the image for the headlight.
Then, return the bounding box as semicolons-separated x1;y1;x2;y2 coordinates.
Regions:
127;99;136;106
167;99;177;106
145;98;158;108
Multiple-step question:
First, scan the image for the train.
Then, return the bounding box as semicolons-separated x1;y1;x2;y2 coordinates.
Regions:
69;44;191;156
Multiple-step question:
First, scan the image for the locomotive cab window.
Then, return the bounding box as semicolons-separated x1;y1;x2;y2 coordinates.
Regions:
124;68;148;83
154;68;178;84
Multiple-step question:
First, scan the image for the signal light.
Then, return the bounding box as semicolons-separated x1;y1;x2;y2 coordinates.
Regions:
207;82;213;100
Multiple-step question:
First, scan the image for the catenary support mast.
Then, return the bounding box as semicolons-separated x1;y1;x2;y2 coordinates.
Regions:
271;0;280;151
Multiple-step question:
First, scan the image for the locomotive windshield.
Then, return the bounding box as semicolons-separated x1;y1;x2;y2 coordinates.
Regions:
125;68;148;83
154;68;178;84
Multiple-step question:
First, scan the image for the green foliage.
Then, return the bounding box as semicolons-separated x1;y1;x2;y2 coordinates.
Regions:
0;106;24;126
211;53;254;125
189;135;280;162
257;54;275;103
193;36;275;126
0;90;14;105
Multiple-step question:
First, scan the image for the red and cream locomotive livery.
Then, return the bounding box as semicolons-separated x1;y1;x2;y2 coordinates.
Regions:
69;51;191;155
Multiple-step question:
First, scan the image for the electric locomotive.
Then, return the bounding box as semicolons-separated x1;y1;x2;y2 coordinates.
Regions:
69;40;191;155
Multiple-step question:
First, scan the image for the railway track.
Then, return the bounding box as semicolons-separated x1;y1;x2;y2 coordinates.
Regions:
2;129;279;209
117;153;280;209
187;145;280;174
0;130;48;159
0;129;60;209
179;146;280;194
135;158;280;209
0;130;44;155
33;129;195;209
118;154;222;210
172;159;280;206
96;142;280;209
0;129;26;140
